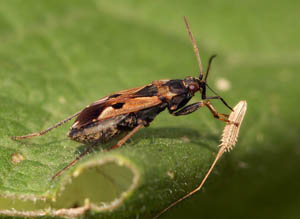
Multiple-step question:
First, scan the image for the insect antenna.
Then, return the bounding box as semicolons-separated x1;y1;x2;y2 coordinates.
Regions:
203;55;233;111
204;54;217;82
183;16;204;79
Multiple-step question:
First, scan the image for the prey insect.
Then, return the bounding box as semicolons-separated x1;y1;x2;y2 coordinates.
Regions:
12;17;234;180
154;101;247;219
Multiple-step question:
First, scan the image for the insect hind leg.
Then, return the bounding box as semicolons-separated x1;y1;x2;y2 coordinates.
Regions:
11;110;82;140
52;143;97;180
52;123;144;180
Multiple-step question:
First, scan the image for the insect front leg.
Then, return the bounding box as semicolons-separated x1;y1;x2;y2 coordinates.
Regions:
12;110;82;140
172;102;205;116
203;101;234;123
172;101;233;124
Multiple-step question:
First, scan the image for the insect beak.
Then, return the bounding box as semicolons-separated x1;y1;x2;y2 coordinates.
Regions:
199;73;204;81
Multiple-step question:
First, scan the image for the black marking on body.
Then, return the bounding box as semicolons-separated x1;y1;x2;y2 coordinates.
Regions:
165;80;187;94
135;84;158;97
136;102;168;125
112;102;125;109
75;103;105;128
168;94;192;112
108;94;121;99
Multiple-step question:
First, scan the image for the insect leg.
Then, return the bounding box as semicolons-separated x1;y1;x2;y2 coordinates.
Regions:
172;102;205;116
172;101;234;124
110;123;144;150
204;101;234;123
12;110;82;140
52;143;97;180
52;124;144;180
204;95;233;111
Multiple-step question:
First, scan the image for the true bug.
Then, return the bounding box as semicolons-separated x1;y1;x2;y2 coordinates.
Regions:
12;17;234;179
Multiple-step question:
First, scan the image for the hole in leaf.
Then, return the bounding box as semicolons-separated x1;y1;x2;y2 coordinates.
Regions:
0;158;137;217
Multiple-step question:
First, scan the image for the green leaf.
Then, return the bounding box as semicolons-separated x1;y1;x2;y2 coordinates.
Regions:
1;0;299;218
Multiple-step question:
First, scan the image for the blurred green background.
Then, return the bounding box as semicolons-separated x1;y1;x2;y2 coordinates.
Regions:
0;0;299;218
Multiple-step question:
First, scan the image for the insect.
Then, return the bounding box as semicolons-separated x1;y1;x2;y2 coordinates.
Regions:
154;101;247;218
12;17;234;180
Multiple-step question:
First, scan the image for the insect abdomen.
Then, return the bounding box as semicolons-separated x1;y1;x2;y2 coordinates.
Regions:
68;114;130;144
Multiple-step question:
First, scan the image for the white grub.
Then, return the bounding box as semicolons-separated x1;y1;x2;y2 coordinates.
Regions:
219;100;247;152
215;78;231;91
154;101;247;219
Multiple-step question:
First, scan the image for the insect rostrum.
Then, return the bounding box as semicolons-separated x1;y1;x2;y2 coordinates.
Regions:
12;17;233;180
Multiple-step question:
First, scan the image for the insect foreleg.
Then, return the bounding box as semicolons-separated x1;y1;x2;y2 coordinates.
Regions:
172;102;205;116
110;123;144;150
12;110;82;140
204;101;231;123
172;101;231;124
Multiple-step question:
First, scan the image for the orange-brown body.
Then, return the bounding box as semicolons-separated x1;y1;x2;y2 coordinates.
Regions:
68;78;199;144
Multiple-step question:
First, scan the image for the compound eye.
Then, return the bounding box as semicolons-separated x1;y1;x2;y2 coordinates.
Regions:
189;83;199;93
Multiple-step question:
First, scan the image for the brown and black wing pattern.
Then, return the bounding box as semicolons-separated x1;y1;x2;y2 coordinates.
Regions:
72;84;162;130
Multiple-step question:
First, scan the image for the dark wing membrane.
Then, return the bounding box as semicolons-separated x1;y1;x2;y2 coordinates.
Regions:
134;84;158;97
72;84;162;129
72;97;109;129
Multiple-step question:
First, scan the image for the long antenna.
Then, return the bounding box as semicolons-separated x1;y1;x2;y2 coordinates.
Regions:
204;55;217;82
183;16;203;79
